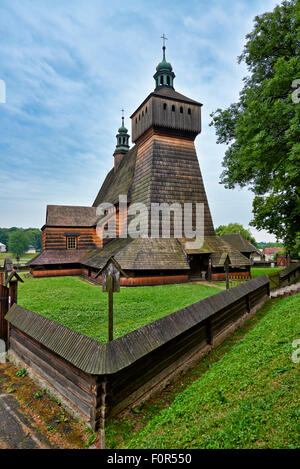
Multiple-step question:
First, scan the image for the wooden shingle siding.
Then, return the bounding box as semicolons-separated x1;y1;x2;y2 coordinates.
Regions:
6;276;269;429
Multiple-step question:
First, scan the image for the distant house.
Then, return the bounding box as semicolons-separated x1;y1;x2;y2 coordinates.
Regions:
26;245;36;254
263;247;282;262
250;247;265;263
0;242;6;253
221;234;256;260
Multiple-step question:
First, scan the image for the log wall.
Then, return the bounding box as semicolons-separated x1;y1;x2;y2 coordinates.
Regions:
43;227;101;250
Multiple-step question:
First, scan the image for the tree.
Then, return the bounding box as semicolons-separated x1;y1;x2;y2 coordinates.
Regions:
215;222;257;246
210;0;300;253
8;231;30;257
0;227;42;251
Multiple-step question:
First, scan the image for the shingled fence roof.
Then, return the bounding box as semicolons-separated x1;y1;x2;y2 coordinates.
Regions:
6;275;269;375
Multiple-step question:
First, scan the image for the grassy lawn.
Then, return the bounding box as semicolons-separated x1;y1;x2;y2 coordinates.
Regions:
18;276;222;343
216;266;284;289
251;266;283;278
116;294;300;449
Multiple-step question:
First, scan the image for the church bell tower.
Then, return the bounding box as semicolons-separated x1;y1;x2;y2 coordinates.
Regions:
129;37;215;237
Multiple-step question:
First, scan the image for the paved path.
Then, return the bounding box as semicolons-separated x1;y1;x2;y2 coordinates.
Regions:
270;281;300;299
0;392;53;449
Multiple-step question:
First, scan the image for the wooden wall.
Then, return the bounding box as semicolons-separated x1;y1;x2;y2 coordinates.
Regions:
43;227;101;250
131;95;201;143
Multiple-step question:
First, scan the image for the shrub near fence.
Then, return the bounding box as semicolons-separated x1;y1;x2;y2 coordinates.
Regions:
5;275;270;434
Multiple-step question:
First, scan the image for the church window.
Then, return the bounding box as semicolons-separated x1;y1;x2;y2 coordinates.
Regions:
188;108;191;115
172;105;175;112
160;76;164;85
167;76;170;85
180;106;183;113
66;236;76;250
135;118;137;124
163;103;167;110
142;111;144;117
145;106;147;113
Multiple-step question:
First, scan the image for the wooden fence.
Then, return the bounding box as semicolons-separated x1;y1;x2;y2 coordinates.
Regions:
5;275;270;436
269;261;300;290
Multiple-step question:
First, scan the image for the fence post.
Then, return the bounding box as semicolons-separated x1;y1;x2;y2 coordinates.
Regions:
0;283;9;342
245;294;250;313
205;317;213;345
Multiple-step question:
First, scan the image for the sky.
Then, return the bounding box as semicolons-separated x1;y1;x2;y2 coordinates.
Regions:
0;0;281;242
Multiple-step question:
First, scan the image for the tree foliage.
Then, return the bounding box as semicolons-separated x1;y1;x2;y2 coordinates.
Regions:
8;231;30;257
210;0;300;253
0;227;42;251
215;222;257;246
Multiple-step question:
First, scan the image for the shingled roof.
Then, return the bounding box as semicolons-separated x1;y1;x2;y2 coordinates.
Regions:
221;234;257;254
179;235;252;267
130;86;202;118
80;237;189;271
29;250;87;266
45;205;98;227
93;145;138;207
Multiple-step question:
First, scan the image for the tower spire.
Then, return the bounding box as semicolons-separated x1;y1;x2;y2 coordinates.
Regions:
154;34;175;89
161;33;167;61
113;110;130;171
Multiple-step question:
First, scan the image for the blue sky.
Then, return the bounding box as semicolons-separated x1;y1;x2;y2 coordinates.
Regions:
0;0;280;241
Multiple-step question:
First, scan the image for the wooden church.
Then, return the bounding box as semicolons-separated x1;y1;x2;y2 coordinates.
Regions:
29;41;251;285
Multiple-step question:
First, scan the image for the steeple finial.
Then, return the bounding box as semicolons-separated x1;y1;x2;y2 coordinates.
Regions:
161;33;167;61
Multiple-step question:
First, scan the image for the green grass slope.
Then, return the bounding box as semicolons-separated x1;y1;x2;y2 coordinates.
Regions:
18;276;221;342
126;294;300;449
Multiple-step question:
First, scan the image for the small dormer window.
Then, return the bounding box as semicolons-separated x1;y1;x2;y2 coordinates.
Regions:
172;105;175;112
66;236;76;250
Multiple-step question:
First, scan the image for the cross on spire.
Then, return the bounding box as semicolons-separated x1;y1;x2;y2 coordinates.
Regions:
161;33;167;61
121;108;125;125
161;33;168;48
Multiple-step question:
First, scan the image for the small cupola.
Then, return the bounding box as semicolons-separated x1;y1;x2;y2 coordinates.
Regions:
153;34;175;89
113;111;130;171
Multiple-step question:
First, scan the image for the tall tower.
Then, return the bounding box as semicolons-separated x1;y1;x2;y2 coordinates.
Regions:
129;39;215;237
113;112;130;172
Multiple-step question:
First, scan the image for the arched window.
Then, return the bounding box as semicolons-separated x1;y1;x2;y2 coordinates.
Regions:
166;76;170;85
139;114;140;120
160;76;164;85
172;105;175;112
180;106;183;113
188;108;191;115
163;103;167;110
135;118;137;124
142;111;144;117
145;106;148;113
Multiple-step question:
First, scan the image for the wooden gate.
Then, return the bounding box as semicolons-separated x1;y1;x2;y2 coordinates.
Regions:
268;273;280;290
0;283;9;340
